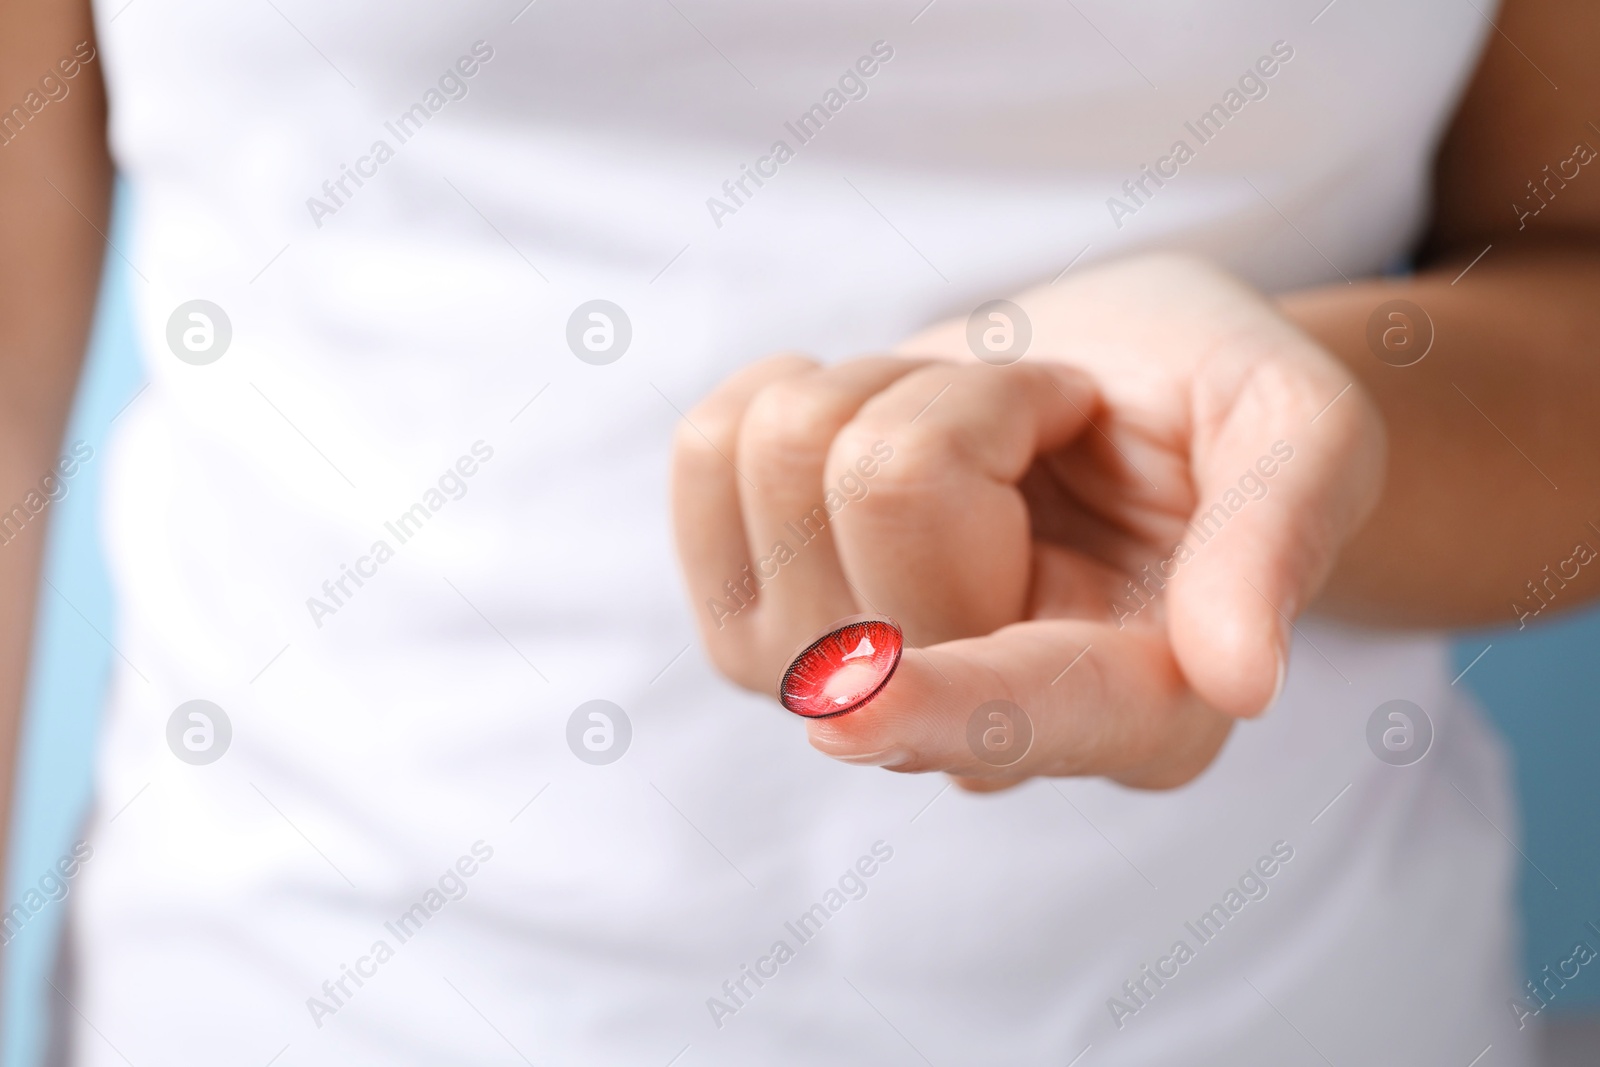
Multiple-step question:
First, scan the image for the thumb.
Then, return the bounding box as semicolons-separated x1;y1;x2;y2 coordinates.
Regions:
1164;364;1386;717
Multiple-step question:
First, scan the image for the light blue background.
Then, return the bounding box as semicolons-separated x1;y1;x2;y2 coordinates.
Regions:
5;193;1599;1063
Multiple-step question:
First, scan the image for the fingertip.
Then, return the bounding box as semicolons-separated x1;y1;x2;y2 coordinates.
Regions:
1169;577;1285;719
1033;363;1101;452
800;646;960;763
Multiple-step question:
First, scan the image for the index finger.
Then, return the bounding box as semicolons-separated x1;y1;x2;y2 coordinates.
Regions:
804;619;1233;790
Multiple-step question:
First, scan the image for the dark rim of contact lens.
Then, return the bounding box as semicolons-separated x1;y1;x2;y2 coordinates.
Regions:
778;614;903;719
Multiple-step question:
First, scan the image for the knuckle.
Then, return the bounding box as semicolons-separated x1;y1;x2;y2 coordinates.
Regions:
835;366;999;494
739;376;838;461
677;354;821;465
841;420;955;497
675;404;737;463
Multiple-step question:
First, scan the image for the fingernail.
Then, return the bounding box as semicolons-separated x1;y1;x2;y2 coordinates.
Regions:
835;748;910;768
1268;629;1290;709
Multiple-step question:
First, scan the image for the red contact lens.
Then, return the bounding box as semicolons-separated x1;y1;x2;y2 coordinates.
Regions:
779;615;903;719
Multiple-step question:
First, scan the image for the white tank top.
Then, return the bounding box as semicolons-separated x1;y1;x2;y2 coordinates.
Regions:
74;1;1532;1064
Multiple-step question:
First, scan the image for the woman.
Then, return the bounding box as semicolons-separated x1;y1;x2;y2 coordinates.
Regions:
2;0;1594;1063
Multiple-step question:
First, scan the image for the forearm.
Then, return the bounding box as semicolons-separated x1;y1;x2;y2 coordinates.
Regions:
1283;241;1600;628
0;0;110;899
0;441;73;885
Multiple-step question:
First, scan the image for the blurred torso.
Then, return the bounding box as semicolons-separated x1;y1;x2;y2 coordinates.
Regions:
73;2;1525;1064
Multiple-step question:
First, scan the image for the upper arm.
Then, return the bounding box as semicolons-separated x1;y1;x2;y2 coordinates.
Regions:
1424;0;1600;258
0;0;110;444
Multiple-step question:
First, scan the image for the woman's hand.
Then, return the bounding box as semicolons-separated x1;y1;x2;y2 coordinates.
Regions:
671;254;1386;790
